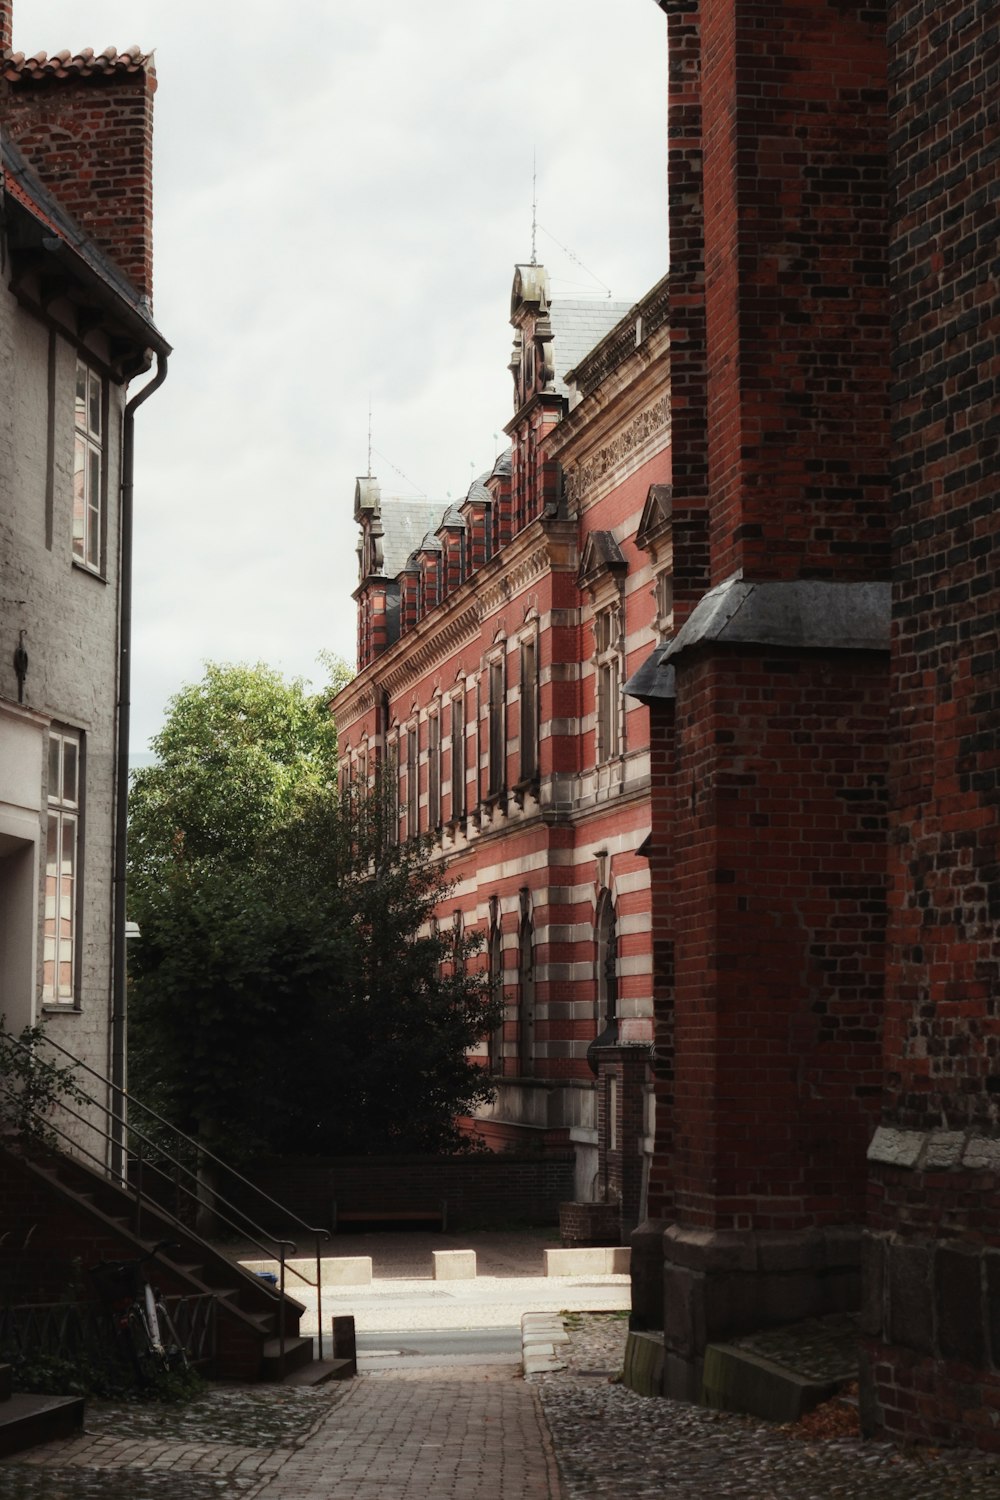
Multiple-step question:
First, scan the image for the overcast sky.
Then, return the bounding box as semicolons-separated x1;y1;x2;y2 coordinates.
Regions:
19;2;668;751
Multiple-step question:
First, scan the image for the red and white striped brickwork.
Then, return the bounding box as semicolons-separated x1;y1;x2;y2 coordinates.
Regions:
333;269;670;1217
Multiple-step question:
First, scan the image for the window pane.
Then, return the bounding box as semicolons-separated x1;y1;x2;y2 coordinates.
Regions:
75;363;87;424
62;739;78;806
73;438;86;554
48;736;61;801
88;449;101;565
88;370;102;439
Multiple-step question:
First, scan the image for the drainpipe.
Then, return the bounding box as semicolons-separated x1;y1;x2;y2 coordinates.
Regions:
110;352;168;1182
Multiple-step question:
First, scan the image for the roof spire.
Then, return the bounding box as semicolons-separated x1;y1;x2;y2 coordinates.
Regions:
367;395;372;478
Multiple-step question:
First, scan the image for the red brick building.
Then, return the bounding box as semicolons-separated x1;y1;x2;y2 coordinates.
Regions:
625;0;999;1452
333;267;671;1234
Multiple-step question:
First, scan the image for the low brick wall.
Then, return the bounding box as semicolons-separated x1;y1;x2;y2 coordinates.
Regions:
223;1153;575;1234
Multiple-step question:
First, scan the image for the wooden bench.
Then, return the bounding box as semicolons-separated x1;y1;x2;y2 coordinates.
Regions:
331;1199;448;1234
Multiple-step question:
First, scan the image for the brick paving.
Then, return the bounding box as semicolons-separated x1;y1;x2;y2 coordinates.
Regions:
3;1317;1000;1498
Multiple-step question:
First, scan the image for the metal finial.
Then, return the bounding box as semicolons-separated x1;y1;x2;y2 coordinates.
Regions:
531;150;537;266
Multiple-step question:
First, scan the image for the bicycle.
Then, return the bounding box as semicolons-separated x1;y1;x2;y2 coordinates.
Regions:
89;1240;190;1384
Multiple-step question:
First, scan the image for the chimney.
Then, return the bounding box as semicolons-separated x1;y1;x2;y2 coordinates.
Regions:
2;49;157;301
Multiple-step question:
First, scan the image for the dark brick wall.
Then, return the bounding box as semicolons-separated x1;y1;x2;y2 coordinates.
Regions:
224;1153;576;1233
699;0;890;586
669;647;888;1231
861;0;1000;1447
883;0;1000;1137
2;67;157;299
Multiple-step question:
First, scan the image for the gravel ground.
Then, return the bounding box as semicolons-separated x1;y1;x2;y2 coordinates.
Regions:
534;1315;1000;1500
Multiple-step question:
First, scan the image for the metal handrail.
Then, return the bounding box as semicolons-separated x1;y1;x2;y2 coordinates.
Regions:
1;1033;330;1366
35;1031;330;1252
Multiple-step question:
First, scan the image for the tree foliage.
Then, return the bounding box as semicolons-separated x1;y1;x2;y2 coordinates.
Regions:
127;662;501;1161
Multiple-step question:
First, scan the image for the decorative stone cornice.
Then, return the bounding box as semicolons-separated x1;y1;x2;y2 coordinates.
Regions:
377;602;481;699
562;390;671;511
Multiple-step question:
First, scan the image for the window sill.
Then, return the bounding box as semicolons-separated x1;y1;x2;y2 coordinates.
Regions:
71;559;108;585
41;1003;82;1015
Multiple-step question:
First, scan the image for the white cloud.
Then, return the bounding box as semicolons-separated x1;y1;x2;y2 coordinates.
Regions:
16;1;667;747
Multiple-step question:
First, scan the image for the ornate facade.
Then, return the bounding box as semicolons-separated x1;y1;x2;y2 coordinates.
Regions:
333;268;670;1228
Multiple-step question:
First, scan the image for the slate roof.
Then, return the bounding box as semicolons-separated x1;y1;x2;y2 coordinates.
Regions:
2;45;154;80
380;499;445;579
548;300;633;394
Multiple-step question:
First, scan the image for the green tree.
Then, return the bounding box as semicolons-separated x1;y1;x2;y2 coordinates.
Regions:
127;661;501;1161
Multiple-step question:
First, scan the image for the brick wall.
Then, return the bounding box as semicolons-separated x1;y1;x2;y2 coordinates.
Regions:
859;0;1000;1447
3;62;157;300
223;1154;577;1233
670;648;888;1231
700;0;890;585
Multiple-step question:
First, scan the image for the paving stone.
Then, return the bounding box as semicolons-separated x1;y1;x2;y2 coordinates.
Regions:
2;1315;999;1498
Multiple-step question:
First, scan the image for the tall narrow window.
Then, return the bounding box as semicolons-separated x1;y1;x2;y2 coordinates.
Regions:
594;606;622;763
519;635;538;783
451;694;465;822
406;727;419;838
44;731;81;1004
518;910;535;1077
428;713;441;832
488;915;504;1073
73;362;103;571
385;740;399;847
488;656;505;797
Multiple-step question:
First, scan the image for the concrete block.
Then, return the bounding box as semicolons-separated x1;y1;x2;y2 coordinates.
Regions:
433;1249;476;1281
544;1246;630;1277
702;1343;844;1423
622;1330;664;1397
887;1240;932;1354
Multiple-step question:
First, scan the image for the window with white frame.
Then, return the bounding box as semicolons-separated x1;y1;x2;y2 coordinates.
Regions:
654;571;675;639
450;693;465;822
73;362;104;571
487;655;505;798
44;730;81;1004
594;605;623;762
428;711;442;831
519;633;539;783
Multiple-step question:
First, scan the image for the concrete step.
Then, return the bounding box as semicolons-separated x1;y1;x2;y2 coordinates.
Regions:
0;1392;84;1459
279;1358;355;1387
260;1336;315;1381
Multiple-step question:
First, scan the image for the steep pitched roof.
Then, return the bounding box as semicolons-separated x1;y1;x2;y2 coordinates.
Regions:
379;499;445;578
548;300;633;394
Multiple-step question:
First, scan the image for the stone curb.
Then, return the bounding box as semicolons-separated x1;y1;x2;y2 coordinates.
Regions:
521;1311;569;1377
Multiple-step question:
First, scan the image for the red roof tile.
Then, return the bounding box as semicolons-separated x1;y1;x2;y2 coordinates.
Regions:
2;44;154;82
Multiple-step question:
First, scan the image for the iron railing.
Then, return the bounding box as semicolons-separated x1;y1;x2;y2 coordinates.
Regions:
0;1292;217;1371
0;1030;330;1376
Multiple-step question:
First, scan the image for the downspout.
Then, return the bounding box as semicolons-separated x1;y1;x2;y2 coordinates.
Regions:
110;351;168;1181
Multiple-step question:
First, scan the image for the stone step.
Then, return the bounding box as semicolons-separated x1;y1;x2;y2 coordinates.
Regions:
0;1392;85;1459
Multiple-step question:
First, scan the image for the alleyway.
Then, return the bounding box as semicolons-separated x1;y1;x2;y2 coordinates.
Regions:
3;1316;999;1499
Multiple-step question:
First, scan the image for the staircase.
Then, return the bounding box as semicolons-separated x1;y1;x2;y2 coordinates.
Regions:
0;1033;353;1389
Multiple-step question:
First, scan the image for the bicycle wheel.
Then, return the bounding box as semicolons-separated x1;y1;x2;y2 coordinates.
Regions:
155;1300;190;1372
126;1305;166;1384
